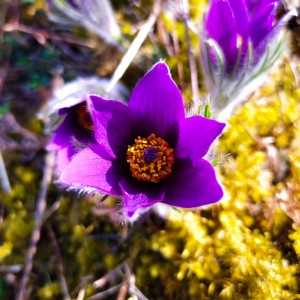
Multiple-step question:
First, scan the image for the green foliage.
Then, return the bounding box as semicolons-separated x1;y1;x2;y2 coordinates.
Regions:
0;102;10;116
37;282;61;300
204;101;212;118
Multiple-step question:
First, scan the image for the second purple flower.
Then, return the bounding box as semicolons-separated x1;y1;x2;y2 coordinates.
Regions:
205;0;282;73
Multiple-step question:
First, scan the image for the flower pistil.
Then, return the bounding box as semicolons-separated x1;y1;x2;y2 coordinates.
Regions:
127;133;175;183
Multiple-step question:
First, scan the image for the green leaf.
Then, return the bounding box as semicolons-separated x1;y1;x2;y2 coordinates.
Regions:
212;156;220;167
172;207;182;214
204;102;212;118
196;104;202;116
0;102;10;116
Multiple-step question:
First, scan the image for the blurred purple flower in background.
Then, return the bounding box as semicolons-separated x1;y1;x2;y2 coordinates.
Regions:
201;0;296;119
60;62;225;219
42;77;129;173
47;98;95;172
205;0;282;73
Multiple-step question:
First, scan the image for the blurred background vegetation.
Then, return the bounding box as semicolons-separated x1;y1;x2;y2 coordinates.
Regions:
1;0;300;299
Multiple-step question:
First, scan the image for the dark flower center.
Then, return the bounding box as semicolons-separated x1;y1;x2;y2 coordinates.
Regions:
127;133;175;183
76;103;94;131
143;147;158;163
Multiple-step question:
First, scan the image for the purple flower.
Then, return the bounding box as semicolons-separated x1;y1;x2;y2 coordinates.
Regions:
47;99;95;172
60;62;225;219
200;0;295;119
205;0;282;72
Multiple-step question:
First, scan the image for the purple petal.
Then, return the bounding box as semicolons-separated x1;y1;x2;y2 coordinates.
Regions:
175;116;225;159
128;62;185;143
249;2;278;48
47;110;94;150
74;127;95;145
253;9;291;60
206;0;235;40
47;114;77;150
163;159;223;208
56;146;77;173
55;98;86;115
60;144;124;195
228;0;249;37
119;177;166;218
88;95;137;160
245;0;280;15
245;0;260;14
206;0;240;70
58;107;72;116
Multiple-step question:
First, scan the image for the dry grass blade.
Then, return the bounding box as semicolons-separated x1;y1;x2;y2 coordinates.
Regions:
105;0;162;95
89;282;126;300
46;224;71;300
181;0;199;103
93;262;125;289
16;151;56;300
0;151;11;194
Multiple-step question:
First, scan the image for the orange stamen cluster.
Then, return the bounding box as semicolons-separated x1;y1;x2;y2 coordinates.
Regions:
127;133;175;183
76;103;94;131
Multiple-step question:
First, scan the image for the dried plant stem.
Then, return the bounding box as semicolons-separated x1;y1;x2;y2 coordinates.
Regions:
181;0;199;103
123;262;149;300
93;262;125;289
77;289;85;300
46;224;71;300
116;283;128;300
2;23;95;48
0;12;12;195
0;151;11;194
105;0;161;95
16;151;56;300
0;265;22;273
171;14;184;89
128;286;149;300
71;275;93;299
89;283;126;300
43;197;63;221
